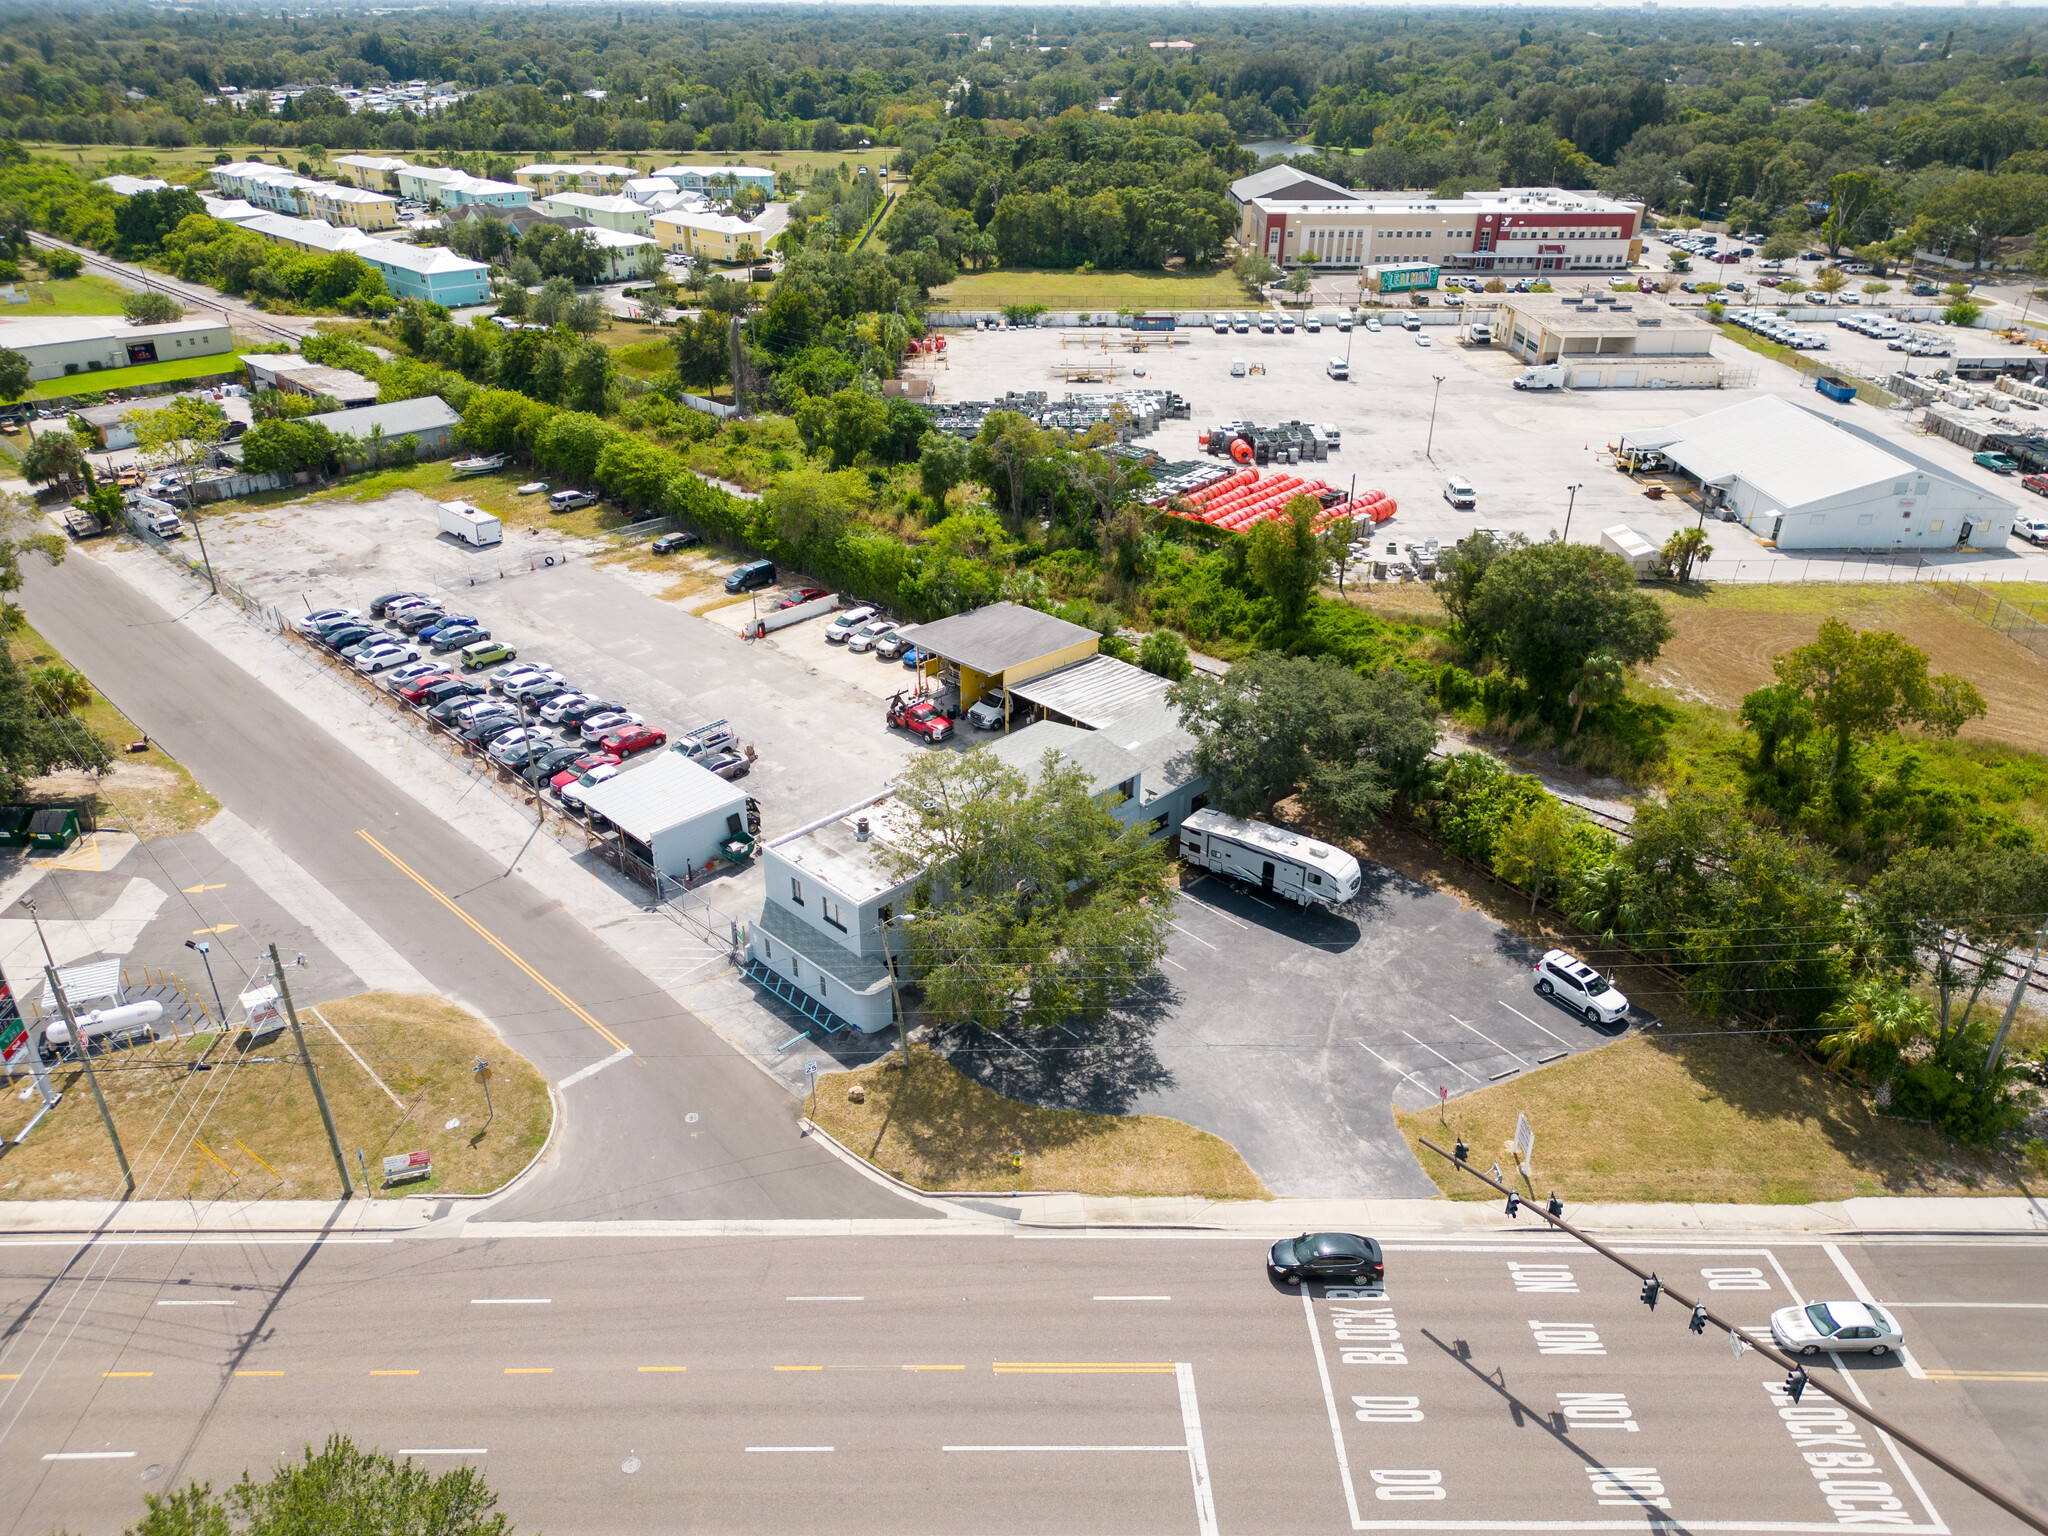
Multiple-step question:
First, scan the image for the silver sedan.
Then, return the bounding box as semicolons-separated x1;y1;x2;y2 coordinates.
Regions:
1769;1301;1903;1357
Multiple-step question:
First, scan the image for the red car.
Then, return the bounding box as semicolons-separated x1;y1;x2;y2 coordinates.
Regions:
2022;473;2048;498
398;671;455;703
550;751;620;792
778;587;829;610
602;725;669;757
1757;275;1782;288
887;693;953;742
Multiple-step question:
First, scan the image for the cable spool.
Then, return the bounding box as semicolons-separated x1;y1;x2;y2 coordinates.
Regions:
1230;439;1253;465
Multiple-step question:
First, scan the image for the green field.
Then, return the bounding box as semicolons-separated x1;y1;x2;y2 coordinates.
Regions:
32;351;244;399
929;267;1250;312
10;275;131;316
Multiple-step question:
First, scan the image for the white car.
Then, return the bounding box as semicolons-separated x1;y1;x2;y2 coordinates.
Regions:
846;619;898;654
1415;333;1433;347
504;669;569;701
824;605;878;643
384;597;434;621
579;710;644;743
1443;477;1476;509
540;691;598;724
1365;317;1382;333
487;727;548;763
966;688;1011;730
558;763;621;805
1770;1301;1903;1358
1533;947;1630;1026
296;607;359;634
351;642;417;673
489;662;544;691
383;661;444;691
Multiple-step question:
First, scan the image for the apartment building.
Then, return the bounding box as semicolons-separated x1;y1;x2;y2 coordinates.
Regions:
210;162;396;229
650;209;768;262
535;192;652;234
653;164;777;196
1232;181;1644;276
235;212;492;306
333;154;411;191
514;163;636;195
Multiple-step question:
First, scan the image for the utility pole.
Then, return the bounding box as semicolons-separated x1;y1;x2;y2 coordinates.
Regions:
729;313;744;417
270;944;352;1199
883;914;913;1070
45;965;133;1197
1424;374;1445;461
1984;925;2046;1084
1563;481;1584;543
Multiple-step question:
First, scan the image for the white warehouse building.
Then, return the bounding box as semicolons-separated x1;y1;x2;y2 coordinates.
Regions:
1619;397;2017;552
574;750;751;883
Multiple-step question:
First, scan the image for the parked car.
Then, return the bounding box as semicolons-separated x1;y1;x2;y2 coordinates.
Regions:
526;690;582;719
1364;316;1382;332
699;748;751;780
352;642;418;674
321;624;376;654
368;591;425;619
1443;476;1476;510
465;716;527;749
384;597;435;622
873;630;916;659
966;688;1011;730
2011;511;2048;543
296;607;359;635
385;661;445;692
1533;947;1630;1025
461;640;517;671
490;661;544;691
887;694;954;742
2021;476;2048;500
650;531;702;554
1770;1301;1903;1358
429;625;488;654
558;763;622;805
725;559;776;594
825;605;879;643
778;587;829;609
580;710;644;743
1400;314;1420;331
504;669;570;701
900;645;930;670
549;489;597;513
539;692;599;724
416;679;483;710
523;746;588;785
1415;333;1433;347
418;614;478;642
400;673;460;704
487;727;550;764
846;618;898;654
602;725;668;757
1267;1232;1384;1287
557;696;626;728
1974;451;2020;474
551;752;621;792
392;607;447;635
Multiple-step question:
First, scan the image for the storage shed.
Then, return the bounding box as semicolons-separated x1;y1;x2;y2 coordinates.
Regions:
1617;397;2018;552
891;602;1101;730
576;751;749;882
1599;524;1659;576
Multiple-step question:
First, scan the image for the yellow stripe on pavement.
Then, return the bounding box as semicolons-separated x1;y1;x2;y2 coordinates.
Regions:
355;831;630;1053
103;1372;152;1378
774;1365;822;1372
1924;1370;2048;1382
504;1368;553;1375
992;1362;1176;1374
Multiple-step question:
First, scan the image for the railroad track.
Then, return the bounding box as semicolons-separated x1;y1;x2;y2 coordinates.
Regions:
27;233;304;346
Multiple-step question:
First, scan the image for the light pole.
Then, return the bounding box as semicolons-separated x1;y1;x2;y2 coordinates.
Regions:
184;938;227;1029
1425;374;1446;461
1563;482;1584;543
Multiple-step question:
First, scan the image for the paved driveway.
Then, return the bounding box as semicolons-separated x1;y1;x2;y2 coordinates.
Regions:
940;863;1642;1198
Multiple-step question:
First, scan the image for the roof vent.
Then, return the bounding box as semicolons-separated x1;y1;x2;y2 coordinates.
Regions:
856;817;870;842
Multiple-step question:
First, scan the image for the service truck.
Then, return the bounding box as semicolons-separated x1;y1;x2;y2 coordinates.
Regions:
1512;363;1566;391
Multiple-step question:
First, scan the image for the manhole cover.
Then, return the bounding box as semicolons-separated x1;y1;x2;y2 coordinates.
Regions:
141;1465;162;1482
621;1456;641;1474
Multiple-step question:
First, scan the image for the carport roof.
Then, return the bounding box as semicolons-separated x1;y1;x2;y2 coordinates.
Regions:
576;750;745;842
1004;654;1171;730
894;603;1100;678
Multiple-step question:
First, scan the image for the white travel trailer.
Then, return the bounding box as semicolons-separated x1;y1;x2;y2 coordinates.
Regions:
1178;808;1362;906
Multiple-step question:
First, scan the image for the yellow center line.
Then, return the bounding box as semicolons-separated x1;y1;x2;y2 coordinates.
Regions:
0;1374;18;1380
504;1367;554;1375
774;1365;823;1372
233;1371;285;1377
1924;1370;2048;1381
355;829;630;1052
370;1370;420;1376
103;1372;153;1378
992;1362;1177;1374
637;1366;688;1373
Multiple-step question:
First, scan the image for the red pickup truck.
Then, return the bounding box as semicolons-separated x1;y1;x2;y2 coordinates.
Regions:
887;693;954;742
2020;473;2048;498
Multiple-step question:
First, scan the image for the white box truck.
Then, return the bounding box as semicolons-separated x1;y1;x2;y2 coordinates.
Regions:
1600;523;1660;577
1513;363;1566;390
438;499;503;547
1178;808;1362;907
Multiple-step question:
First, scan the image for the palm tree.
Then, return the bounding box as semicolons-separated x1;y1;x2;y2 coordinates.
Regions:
1661;526;1713;583
1816;977;1929;1082
1568;650;1629;736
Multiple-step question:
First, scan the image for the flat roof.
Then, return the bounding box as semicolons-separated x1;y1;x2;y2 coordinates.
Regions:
770;792;913;905
0;315;224;349
303;396;461;436
576;749;746;842
984;720;1140;797
893;602;1100;677
1494;292;1710;336
1004;653;1170;730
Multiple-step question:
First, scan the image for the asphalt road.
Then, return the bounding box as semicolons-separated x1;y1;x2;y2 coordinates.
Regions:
0;1228;2039;1536
18;547;922;1224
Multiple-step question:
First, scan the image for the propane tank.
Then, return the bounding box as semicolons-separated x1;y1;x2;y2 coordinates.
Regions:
44;999;163;1049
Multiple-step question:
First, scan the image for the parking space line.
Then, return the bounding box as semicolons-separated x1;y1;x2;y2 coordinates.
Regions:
1355;1041;1431;1097
1497;999;1575;1047
1401;1030;1481;1083
1163;955;1188;971
1180;886;1249;929
943;1444;1188;1452
43;1452;135;1461
748;1446;833;1452
1451;1012;1528;1065
1822;1241;1926;1379
1168;921;1217;951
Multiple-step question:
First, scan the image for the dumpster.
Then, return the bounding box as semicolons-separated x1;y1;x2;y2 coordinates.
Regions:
1815;375;1857;405
26;808;80;852
0;806;33;847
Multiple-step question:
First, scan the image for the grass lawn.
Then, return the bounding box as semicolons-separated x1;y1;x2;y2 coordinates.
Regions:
0;992;551;1201
31;352;244;400
11;621;219;838
1395;1030;2031;1204
11;274;131;316
931;267;1250;312
212;460;648;541
808;1047;1268;1199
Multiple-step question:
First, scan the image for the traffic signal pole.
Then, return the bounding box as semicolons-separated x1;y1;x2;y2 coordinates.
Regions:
1416;1138;2048;1536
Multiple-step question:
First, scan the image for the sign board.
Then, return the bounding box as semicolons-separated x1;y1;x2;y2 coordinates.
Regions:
381;1151;432;1186
239;984;284;1037
1513;1112;1535;1173
1367;262;1440;294
0;1014;25;1069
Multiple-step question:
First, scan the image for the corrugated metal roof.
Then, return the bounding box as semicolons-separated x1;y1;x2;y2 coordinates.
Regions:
1623;397;1910;510
894;603;1101;677
576;750;746;842
304;396;461;437
984;720;1140;795
1005;654;1171;730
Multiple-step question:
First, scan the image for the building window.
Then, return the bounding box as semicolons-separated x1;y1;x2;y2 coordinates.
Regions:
727;812;743;835
790;877;804;906
764;938;772;960
817;974;826;996
879;904;892;924
823;897;846;932
1117;777;1137;802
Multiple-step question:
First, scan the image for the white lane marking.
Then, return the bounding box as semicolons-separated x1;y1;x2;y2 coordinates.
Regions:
1879;1301;2048;1308
1167;921;1217;951
1163;955;1188;971
399;1448;487;1456
1179;889;1250;929
1178;1361;1219;1536
556;1046;632;1090
312;1005;405;1110
156;1300;235;1307
786;1296;863;1302
747;1446;834;1453
943;1445;1187;1452
1497;999;1575;1047
1822;1241;1926;1380
1451;1012;1528;1065
1300;1287;1366;1528
1354;1041;1432;1098
1401;1030;1481;1083
1096;1296;1171;1302
1822;1342;1947;1530
471;1299;550;1306
43;1452;136;1461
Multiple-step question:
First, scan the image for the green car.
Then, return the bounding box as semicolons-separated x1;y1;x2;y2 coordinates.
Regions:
1973;451;2020;475
460;639;517;671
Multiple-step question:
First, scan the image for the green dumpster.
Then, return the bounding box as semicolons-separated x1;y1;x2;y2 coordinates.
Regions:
0;807;32;848
26;808;80;852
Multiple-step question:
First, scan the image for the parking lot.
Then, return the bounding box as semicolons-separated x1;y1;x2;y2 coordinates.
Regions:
932;308;2048;584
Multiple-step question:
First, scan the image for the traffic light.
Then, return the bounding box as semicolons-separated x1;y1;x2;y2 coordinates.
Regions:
1785;1366;1808;1405
1504;1191;1521;1218
1639;1274;1661;1311
1453;1138;1469;1164
1689;1303;1708;1335
1547;1193;1563;1218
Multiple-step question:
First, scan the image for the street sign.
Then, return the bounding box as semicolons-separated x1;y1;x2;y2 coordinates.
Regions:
1513;1112;1535;1173
1729;1329;1750;1360
0;1015;24;1070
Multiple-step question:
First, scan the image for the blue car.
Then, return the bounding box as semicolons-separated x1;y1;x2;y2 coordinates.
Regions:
419;614;478;642
901;646;929;669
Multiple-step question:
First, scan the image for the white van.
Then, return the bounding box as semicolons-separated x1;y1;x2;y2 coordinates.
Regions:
1325;357;1349;380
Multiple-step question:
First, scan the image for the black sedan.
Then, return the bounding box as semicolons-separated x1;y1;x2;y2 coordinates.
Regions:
320;624;375;653
369;590;425;618
416;679;483;709
651;531;701;554
393;607;448;635
556;696;625;728
1269;1232;1384;1286
521;745;587;785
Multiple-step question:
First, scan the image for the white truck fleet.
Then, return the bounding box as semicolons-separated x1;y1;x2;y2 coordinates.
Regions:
1178;808;1362;907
